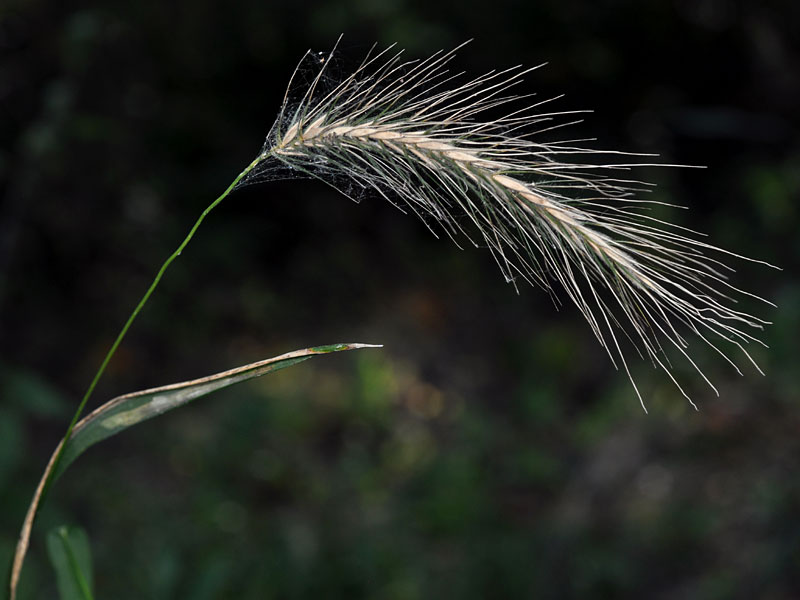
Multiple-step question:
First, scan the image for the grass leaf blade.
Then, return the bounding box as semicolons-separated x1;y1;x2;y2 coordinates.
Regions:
45;526;94;600
56;344;376;478
11;342;380;599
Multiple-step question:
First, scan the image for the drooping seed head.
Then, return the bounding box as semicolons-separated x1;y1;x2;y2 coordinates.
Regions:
245;39;777;410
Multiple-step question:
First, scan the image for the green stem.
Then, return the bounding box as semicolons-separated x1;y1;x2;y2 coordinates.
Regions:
42;155;263;498
58;527;94;600
10;154;268;599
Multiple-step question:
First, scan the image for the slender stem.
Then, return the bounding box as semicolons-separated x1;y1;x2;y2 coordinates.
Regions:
58;527;95;600
42;156;262;497
10;155;266;599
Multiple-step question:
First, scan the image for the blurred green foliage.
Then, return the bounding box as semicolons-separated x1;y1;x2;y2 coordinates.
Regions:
1;0;798;598
46;525;94;600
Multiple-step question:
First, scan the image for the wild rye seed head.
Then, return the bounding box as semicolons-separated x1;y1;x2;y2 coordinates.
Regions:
247;40;776;410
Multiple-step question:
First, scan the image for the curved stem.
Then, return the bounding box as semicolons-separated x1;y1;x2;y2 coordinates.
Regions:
45;156;261;494
10;153;266;599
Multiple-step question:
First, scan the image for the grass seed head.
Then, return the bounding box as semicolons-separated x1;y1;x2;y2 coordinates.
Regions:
251;39;777;410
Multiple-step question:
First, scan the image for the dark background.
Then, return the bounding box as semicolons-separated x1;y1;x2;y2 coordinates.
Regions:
1;0;798;598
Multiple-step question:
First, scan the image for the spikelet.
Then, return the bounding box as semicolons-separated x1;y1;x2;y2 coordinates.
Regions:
248;39;775;410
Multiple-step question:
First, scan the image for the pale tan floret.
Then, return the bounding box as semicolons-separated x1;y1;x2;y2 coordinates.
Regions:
278;117;654;292
278;118;496;168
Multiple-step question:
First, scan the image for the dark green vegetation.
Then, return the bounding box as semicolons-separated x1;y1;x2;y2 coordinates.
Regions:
1;0;798;598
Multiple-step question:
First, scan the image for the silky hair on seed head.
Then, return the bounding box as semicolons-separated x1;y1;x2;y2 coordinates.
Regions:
244;37;777;411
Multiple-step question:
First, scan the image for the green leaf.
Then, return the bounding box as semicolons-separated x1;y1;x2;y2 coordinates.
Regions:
52;343;377;479
45;526;93;600
10;343;380;600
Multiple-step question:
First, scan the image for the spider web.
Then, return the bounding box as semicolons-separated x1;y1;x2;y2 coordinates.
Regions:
234;45;354;191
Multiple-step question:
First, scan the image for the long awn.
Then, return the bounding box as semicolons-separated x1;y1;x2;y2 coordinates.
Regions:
244;39;776;410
